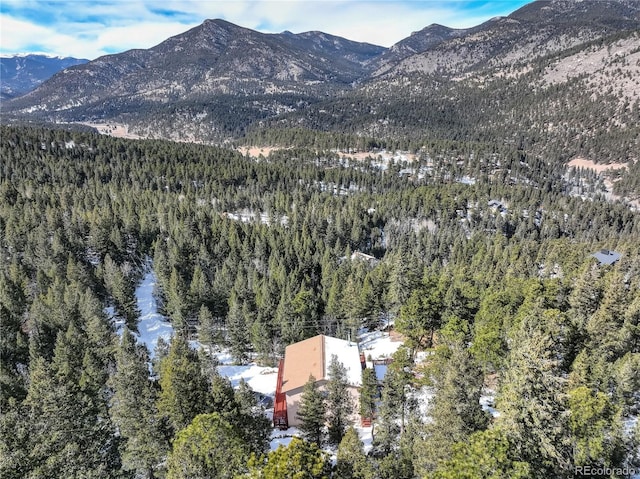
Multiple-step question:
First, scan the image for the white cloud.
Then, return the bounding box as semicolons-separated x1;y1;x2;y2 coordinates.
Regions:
0;16;93;58
93;21;203;55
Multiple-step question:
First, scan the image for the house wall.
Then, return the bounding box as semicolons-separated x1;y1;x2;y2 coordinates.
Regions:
285;385;306;427
346;385;360;423
285;380;360;427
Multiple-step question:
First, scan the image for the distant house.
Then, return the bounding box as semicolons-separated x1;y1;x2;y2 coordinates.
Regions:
592;249;621;265
350;251;379;265
338;251;379;266
273;335;363;429
488;199;508;214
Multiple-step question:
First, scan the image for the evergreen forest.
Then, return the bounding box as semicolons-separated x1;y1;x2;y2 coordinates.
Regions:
0;124;639;478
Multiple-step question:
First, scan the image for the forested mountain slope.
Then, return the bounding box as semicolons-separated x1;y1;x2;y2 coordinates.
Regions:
1;125;639;478
2;3;640;478
266;28;640;180
3;19;383;133
3;0;639;160
370;0;640;77
0;54;89;100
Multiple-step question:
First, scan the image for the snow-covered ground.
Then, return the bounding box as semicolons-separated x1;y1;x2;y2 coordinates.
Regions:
223;210;289;226
359;329;403;359
479;391;500;418
133;268;174;358
106;265;174;359
269;426;301;450
215;352;279;397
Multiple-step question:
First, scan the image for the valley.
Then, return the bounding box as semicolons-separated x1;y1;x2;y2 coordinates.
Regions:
1;1;639;478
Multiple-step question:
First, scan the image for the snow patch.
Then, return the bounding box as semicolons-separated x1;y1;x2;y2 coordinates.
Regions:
218;363;278;397
358;329;403;359
270;427;300;451
134;267;174;358
480;391;500;418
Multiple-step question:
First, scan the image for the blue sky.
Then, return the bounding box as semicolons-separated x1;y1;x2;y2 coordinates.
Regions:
1;0;531;59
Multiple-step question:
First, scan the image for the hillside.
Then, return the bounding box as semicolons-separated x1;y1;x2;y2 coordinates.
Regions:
1;0;639;167
371;0;640;78
1;124;639;478
0;54;88;100
268;28;640;171
2;1;640;477
3;19;383;136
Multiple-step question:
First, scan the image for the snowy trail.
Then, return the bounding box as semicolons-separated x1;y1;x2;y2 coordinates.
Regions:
134;268;174;357
131;267;277;396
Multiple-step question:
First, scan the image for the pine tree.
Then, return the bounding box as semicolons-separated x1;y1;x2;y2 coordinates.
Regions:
0;397;30;479
102;254;139;330
326;355;355;446
226;292;251;364
165;267;188;334
275;287;297;349
342;276;362;341
568;263;603;330
430;427;531;479
110;328;168;479
188;264;209;311
21;354;121;478
358;273;380;330
614;352;640;412
414;341;489;475
585;270;629;362
247;437;331;479
325;272;345;335
568;386;625;471
197;304;219;347
210;371;238;416
374;415;418;479
359;367;378;423
396;276;444;352
235;378;257;413
471;284;525;372
290;286;320;341
335;427;371;479
373;348;413;455
497;307;573;478
234;378;272;455
166;413;251;479
157;334;211;434
151;336;170;376
0;271;28;408
386;249;421;315
622;292;640;354
296;375;327;447
251;315;275;366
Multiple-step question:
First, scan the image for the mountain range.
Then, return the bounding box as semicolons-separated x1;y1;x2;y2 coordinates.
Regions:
2;0;639;163
0;54;88;100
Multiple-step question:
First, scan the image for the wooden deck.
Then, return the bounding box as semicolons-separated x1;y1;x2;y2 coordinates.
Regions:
273;358;288;430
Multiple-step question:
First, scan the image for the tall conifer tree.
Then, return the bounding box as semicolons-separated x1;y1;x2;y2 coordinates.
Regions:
335;427;371;479
110;328;168;478
157;334;211;433
296;375;326;447
326;355;355;446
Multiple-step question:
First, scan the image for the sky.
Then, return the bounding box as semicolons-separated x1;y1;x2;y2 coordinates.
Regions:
1;0;531;60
